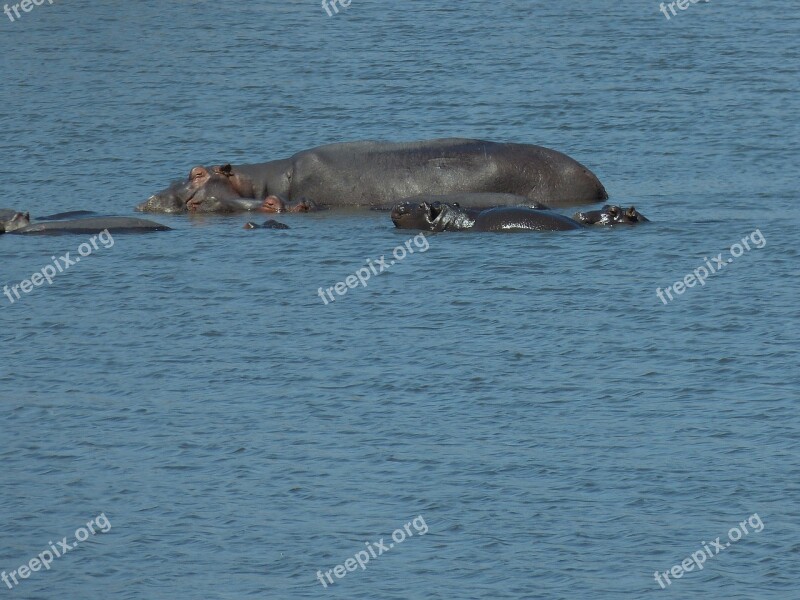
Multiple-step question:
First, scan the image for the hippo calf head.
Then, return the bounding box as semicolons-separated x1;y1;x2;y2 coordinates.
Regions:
391;201;440;230
1;211;30;233
391;201;474;232
137;164;257;213
573;205;649;226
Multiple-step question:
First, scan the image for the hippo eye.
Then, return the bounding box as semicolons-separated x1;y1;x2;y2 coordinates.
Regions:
608;206;619;217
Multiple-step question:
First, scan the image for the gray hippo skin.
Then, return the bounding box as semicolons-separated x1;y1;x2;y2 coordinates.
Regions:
12;217;171;235
391;202;648;232
243;220;290;230
138;139;608;213
36;210;97;221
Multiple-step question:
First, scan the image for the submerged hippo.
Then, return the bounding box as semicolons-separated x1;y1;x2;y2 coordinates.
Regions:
11;217;171;235
573;204;649;226
243;220;290;230
394;192;551;211
391;202;648;232
138;139;608;213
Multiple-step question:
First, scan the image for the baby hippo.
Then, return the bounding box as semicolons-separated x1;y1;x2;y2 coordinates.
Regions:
573;205;649;226
243;220;290;230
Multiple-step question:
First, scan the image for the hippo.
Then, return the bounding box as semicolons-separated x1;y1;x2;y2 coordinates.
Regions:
391;202;582;232
391;202;648;232
11;217;172;235
243;220;290;230
138;139;608;213
393;192;551;211
2;210;98;233
573;204;649;226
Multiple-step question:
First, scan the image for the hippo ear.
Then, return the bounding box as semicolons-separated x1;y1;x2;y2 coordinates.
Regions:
219;164;233;176
625;206;638;218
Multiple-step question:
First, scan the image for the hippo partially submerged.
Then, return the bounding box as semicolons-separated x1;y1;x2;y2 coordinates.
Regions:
0;209;171;235
392;192;551;211
12;217;172;235
572;204;649;226
391;202;648;232
243;220;290;230
138;139;608;213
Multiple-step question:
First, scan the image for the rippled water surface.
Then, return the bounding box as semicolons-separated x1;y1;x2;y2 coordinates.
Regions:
1;2;798;599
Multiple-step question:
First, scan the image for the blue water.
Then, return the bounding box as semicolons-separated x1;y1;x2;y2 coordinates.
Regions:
1;1;798;599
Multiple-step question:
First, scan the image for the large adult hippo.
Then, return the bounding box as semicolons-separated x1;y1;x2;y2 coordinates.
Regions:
137;139;608;213
391;202;648;232
11;217;171;235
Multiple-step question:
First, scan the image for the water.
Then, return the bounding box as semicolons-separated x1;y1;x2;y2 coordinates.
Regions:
1;1;798;598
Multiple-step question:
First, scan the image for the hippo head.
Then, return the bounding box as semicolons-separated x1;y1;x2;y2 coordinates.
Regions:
137;164;256;213
1;211;31;233
573;205;649;226
392;201;474;232
391;201;439;230
243;219;290;230
261;195;318;213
